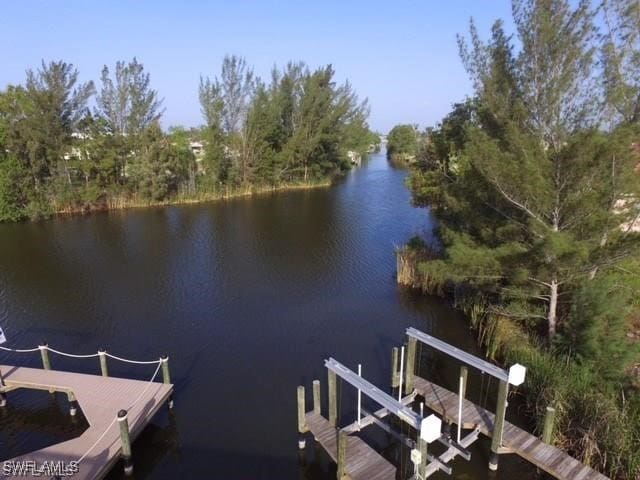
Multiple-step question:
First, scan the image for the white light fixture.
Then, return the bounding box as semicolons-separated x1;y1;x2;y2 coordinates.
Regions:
420;414;442;443
508;363;527;386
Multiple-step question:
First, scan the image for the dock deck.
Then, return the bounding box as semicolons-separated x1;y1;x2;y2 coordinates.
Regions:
414;375;609;480
1;364;173;479
305;412;396;480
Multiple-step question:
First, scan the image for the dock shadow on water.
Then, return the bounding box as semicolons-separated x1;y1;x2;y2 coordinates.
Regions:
0;152;543;479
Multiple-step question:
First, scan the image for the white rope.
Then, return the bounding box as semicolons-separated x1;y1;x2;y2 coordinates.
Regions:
44;346;100;359
126;361;163;410
0;344;162;365
75;417;118;465
0;346;40;353
76;361;163;465
104;352;162;365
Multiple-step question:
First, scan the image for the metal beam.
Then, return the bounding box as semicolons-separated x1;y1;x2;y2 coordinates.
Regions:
343;391;417;434
325;358;422;429
406;328;509;382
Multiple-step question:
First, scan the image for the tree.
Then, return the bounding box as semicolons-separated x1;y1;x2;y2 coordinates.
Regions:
129;124;194;201
97;58;164;181
410;1;640;341
198;57;370;187
387;124;417;160
97;58;164;136
601;0;640;124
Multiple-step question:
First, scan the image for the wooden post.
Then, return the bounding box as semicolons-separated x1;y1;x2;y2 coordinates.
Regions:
0;368;6;407
328;369;337;427
312;380;321;415
542;406;556;444
418;437;428;479
98;350;108;377
337;429;347;479
460;366;468;400
39;343;51;370
161;355;171;384
489;379;509;471
297;385;307;449
161;355;174;409
117;409;134;475
391;347;399;388
404;336;417;394
68;392;78;416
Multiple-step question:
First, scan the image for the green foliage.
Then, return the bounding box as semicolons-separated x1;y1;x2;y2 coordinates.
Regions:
0;155;29;221
0;55;371;220
410;2;640;341
387;124;417;159
403;3;640;475
493;318;640;478
198;58;372;187
562;266;640;383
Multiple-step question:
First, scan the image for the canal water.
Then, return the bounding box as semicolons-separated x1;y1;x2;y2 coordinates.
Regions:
0;151;539;479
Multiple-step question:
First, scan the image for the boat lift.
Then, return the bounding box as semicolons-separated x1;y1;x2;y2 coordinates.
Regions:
324;357;480;479
297;327;527;479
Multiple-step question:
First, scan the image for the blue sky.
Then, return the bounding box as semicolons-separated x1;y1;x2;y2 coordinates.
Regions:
0;1;514;132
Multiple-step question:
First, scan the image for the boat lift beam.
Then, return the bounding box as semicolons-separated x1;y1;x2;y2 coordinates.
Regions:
325;357;422;430
405;327;509;382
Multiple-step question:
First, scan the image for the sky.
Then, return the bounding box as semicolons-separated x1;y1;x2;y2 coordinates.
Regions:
0;1;515;133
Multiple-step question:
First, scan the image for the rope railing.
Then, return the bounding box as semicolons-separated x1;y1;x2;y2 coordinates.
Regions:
0;342;173;476
75;361;163;465
0;344;163;365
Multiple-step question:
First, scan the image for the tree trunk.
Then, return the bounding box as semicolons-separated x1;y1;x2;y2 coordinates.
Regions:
548;279;558;340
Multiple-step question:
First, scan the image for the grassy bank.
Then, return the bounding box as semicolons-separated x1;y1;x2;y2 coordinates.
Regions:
47;179;332;218
396;243;640;479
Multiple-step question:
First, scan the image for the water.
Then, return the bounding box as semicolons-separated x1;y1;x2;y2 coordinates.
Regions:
0;152;539;479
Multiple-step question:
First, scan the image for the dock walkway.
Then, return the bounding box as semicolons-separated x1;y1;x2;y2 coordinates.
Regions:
414;375;609;480
1;364;173;479
305;412;395;480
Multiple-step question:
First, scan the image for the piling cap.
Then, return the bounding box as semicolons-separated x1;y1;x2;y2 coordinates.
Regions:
420;414;442;443
117;409;128;419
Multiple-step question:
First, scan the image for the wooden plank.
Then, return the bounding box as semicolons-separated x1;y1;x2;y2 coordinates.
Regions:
1;364;173;480
413;376;609;480
306;412;395;480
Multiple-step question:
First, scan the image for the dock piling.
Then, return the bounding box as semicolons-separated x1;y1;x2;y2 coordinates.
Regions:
418;437;428;479
68;392;79;416
98;350;108;377
337;429;347;479
39;343;55;393
489;379;509;471
297;385;307;449
542;405;556;444
405;337;417;394
391;347;399;389
312;380;321;415
328;369;337;427
117;409;134;475
0;368;6;407
39;343;51;370
161;355;173;409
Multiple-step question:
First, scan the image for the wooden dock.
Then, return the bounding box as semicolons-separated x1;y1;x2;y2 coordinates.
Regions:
305;412;396;480
414;376;609;480
0;364;173;479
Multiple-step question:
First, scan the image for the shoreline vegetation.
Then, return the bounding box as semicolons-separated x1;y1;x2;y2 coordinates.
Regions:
397;1;640;478
397;244;640;478
52;178;333;218
0;54;380;223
